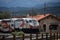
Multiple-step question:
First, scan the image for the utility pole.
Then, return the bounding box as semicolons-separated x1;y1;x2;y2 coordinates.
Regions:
43;0;46;14
31;8;34;17
28;8;34;17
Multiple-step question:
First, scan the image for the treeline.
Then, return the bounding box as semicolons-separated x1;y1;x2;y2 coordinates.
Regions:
0;11;12;19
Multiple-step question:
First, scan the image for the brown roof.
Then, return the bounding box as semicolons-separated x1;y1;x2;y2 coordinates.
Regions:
29;13;60;21
29;14;51;20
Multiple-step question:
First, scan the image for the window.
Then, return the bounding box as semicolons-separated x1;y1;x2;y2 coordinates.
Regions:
15;19;23;21
26;20;28;23
11;24;14;26
49;25;58;30
29;20;32;23
43;24;46;32
2;20;11;23
0;24;1;27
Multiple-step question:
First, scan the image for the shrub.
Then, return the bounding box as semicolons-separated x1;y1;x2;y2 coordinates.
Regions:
12;31;25;36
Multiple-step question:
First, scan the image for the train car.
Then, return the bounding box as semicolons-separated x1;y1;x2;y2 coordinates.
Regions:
0;20;2;32
21;18;39;33
21;18;39;28
0;19;14;33
11;18;39;33
11;18;23;31
0;18;39;33
0;18;22;33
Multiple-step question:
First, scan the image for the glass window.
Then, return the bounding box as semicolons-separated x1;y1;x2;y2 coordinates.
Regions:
0;24;1;26
26;20;28;23
49;25;58;30
15;19;22;21
33;20;37;22
2;20;11;23
11;24;14;26
29;20;32;22
15;19;23;23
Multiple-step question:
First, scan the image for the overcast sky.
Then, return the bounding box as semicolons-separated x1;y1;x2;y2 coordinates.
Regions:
0;0;60;7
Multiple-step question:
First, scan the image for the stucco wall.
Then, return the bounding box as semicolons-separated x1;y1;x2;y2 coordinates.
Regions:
39;16;60;33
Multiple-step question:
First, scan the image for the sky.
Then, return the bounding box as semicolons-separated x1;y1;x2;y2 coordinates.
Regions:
0;0;60;7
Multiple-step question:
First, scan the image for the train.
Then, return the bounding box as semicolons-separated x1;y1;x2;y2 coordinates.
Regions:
0;18;39;33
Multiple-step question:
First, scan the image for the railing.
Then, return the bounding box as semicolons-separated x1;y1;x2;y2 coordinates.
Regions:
1;32;60;40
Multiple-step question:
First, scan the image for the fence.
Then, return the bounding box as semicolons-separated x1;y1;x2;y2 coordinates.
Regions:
1;32;60;40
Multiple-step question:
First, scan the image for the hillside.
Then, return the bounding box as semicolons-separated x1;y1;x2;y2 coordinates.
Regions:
0;6;60;17
33;6;60;15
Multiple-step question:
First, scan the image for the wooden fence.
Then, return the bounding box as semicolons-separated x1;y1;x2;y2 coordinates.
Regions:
1;32;60;40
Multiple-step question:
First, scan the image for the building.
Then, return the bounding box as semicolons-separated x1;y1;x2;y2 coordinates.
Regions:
30;14;60;33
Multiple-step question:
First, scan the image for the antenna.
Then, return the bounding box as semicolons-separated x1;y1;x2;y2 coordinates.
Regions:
31;8;34;16
29;8;34;17
44;0;46;15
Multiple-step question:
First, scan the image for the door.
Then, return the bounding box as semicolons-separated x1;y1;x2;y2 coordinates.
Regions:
43;24;46;32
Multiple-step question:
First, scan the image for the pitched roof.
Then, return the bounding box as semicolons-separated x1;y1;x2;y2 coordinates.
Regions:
29;13;60;21
29;14;51;20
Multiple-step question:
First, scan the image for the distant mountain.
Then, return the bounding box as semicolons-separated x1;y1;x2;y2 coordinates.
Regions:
33;2;60;16
0;7;9;11
0;7;32;16
0;2;60;17
33;6;60;15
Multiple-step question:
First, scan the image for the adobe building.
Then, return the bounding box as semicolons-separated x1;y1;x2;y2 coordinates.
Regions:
31;14;60;33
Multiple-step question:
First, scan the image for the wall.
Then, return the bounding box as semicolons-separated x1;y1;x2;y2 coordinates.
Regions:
39;16;60;33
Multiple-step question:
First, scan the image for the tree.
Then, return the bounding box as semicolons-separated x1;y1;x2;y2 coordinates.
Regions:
0;11;12;19
0;13;3;19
